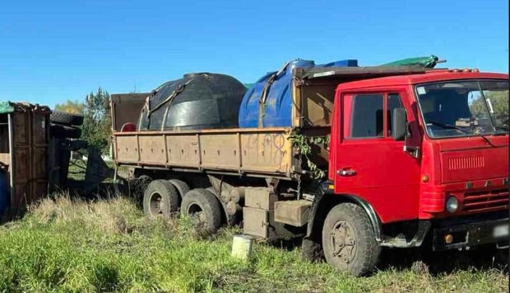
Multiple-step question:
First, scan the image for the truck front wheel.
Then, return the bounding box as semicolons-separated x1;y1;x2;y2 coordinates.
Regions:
322;203;381;276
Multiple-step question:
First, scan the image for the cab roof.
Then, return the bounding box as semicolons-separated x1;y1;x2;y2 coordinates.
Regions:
336;71;509;91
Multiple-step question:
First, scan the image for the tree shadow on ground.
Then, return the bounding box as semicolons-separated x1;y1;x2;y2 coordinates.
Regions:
267;237;508;276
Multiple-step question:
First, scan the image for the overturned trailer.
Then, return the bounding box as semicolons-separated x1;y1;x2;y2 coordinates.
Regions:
0;101;110;217
0;102;51;210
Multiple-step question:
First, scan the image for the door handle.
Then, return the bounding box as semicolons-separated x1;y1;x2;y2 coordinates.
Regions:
337;168;357;177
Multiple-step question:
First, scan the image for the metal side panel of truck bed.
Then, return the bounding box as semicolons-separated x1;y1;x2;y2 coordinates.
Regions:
112;127;298;179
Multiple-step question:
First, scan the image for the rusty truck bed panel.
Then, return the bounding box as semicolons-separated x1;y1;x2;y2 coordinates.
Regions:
113;128;296;177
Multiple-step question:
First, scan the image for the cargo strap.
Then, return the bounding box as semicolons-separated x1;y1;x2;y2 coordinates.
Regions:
137;95;152;130
147;78;195;118
258;61;291;127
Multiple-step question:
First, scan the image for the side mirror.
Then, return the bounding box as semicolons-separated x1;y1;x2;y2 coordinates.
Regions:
392;108;407;141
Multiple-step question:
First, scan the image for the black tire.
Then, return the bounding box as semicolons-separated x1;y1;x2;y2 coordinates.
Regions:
50;124;82;139
131;175;152;198
322;203;381;276
204;187;237;228
67;139;88;151
181;188;222;234
50;110;84;126
143;179;179;218
127;175;152;207
168;179;190;200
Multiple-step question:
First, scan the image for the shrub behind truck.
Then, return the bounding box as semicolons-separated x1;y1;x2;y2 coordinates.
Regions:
111;58;509;276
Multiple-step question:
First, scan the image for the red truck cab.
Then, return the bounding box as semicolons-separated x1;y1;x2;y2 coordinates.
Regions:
314;70;508;253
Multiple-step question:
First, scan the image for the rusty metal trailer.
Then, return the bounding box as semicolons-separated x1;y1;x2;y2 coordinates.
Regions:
0;102;51;208
0;101;99;216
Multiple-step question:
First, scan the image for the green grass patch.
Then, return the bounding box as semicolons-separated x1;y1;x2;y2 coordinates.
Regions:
0;196;507;293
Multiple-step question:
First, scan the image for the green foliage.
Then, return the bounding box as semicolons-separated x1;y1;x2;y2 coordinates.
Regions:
0;196;507;292
54;100;85;114
289;131;330;180
82;88;112;154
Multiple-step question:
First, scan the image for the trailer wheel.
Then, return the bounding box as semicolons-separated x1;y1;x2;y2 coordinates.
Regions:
322;203;381;276
132;175;152;198
50;110;84;126
181;188;222;234
50;124;82;139
143;179;179;218
168;179;190;200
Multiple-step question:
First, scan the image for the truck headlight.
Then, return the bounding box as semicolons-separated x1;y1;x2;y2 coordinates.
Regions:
446;196;459;213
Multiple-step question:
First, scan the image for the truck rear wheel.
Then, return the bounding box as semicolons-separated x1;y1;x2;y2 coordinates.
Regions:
181;188;222;234
143;179;179;218
322;203;381;276
168;179;190;201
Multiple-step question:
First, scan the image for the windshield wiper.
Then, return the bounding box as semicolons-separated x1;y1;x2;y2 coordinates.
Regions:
427;120;496;146
427;120;473;133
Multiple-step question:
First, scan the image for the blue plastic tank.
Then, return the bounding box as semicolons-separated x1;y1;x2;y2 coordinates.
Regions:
238;58;358;128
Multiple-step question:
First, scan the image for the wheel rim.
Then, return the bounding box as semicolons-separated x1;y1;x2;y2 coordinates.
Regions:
330;220;357;265
149;192;164;215
187;203;206;225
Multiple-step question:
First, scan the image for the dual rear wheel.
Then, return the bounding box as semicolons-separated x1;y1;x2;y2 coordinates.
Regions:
142;179;222;234
140;178;380;276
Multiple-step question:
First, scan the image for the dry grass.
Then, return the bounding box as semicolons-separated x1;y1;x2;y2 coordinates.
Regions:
0;195;507;293
29;195;140;234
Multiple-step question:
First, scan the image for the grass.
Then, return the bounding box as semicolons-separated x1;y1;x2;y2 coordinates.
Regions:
0;196;507;293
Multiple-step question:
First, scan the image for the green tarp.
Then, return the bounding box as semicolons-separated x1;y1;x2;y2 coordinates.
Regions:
380;55;441;68
0;101;15;114
242;55;442;86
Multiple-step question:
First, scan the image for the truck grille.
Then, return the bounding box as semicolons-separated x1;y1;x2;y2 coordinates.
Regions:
463;188;509;212
448;156;485;170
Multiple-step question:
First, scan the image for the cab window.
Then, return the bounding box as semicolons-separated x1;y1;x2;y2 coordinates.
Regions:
345;93;403;139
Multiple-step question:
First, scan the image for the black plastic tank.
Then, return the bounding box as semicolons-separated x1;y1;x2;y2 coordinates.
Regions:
138;72;247;131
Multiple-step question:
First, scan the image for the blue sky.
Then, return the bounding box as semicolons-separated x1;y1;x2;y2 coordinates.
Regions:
0;0;508;107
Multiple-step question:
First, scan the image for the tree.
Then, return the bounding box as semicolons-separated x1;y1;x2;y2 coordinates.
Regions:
54;100;84;114
81;88;112;154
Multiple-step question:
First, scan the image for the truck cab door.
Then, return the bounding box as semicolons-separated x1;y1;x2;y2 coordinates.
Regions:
333;91;420;223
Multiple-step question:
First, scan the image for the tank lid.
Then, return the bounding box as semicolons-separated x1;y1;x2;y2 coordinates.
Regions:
183;72;212;78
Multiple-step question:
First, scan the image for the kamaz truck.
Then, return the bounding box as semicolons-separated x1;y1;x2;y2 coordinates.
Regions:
110;57;509;276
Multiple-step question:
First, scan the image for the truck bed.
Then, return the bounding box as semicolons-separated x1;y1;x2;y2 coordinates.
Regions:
113;127;300;179
111;66;427;179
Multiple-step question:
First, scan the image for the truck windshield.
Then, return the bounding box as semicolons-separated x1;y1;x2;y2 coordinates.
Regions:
415;80;509;138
